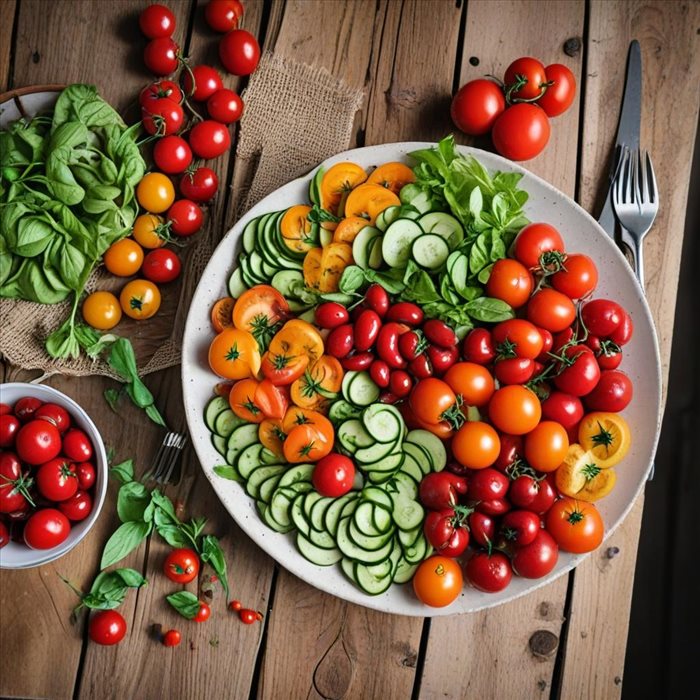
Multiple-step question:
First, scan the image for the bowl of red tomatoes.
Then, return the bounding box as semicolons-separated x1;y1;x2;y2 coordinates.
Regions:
0;383;108;569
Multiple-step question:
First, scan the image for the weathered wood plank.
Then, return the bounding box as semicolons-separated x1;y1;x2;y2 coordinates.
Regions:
0;0;16;91
420;3;585;697
559;1;700;697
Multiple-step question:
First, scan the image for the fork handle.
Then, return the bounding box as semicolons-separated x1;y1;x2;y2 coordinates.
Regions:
620;226;645;290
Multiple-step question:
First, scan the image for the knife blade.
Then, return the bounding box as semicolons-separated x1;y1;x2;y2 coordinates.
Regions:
597;40;642;238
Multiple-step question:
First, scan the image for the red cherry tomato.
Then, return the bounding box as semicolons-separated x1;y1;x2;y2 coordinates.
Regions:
75;462;96;490
34;403;71;433
162;629;182;647
14;397;43;422
140;80;182;108
493;318;544;360
370;360;391;388
538;64;577;117
514;223;565;269
59;490;93;521
0;452;31;513
492;104;550;161
219;29;261;76
494;357;535;385
467;512;496;548
583;369;633;412
551;253;598;300
468;468;509;501
354;309;382;352
62;428;93;462
376;323;407;369
501;509;541;546
139;4;176;39
183;65;224;101
0;403;11;415
0;414;20;447
194;601;211;623
188;120;231;159
424;509;469;557
23;508;71;549
540;391;584;431
422;319;457;349
143;37;180;76
451;79;506;136
153;135;192;174
504;57;548;100
581;299;625;337
207;89;244;124
466;551;513;592
89;610;127;646
142;248;182;283
486;258;534;308
15;420;62;465
179;166;218;202
462;328;495;365
341;353;374;371
312;453;355;498
389;370;413;398
608;312;634;346
385;302;423;326
426;345;458;375
512;529;559;578
364;284;390;317
326;324;354;359
0;521;9;548
36;457;78;502
142;98;184;136
314;302;349;329
168;199;203;237
205;0;243;32
493;433;523;472
164;548;200;584
553;345;601;397
418;472;467;510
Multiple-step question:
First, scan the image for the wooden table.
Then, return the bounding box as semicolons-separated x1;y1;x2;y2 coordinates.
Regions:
1;1;698;698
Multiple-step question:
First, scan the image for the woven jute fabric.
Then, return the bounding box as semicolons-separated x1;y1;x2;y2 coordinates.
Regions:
0;53;365;378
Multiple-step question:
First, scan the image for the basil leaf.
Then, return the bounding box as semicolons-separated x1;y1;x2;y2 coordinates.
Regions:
213;465;243;483
156;523;189;549
144;403;167;427
200;535;229;599
338;265;366;294
117;481;151;522
114;568;147;588
104;388;121;412
463;297;515;323
166;591;200;619
100;520;151;569
83;567;146;609
110;459;134;484
151;489;178;521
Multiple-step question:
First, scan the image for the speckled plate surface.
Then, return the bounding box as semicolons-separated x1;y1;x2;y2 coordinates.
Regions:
182;143;662;616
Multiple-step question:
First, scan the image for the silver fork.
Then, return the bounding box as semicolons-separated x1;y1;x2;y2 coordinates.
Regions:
612;146;659;289
146;431;188;484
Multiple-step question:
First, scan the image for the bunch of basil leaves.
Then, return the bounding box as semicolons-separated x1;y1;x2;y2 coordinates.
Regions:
0;84;145;358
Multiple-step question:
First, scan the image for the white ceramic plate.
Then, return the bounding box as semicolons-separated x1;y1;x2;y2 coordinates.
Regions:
182;143;661;616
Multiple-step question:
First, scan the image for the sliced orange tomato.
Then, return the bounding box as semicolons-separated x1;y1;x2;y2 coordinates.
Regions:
577;412;631;468
260;350;309;386
332;216;372;244
269;319;324;366
208;328;261;380
367;162;416;194
344;183;401;224
228;378;264;423
211;296;235;333
303;247;323;289
282;407;334;442
320;162;368;215
319;243;353;293
283;423;333;463
280;205;318;255
290;356;343;411
258;419;286;457
254;379;289;420
555;443;617;502
232;285;289;350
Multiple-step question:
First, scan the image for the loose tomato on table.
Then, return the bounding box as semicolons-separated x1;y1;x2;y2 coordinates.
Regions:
82;291;122;330
142;248;181;284
163;548;200;584
205;0;244;32
140;80;182;108
450;79;506;136
488;385;541;436
103;238;144;277
120;279;161;320
312;453;355;497
194;601;211;623
491;104;550;161
546;498;604;553
89;610;127;646
290;356;343;411
153;135;192;174
452;422;500;470
465;551;513;593
209;327;261;379
142;97;184;136
554;444;616;502
228;378;264;423
504;56;548;100
162;629;182;647
537;64;576;117
137;173;175;213
413;555;463;607
133;214;167;249
180;166;218;203
189;120;231;159
168;199;203;237
207;88;244;124
577;411;631;467
143;37;180;77
182;65;223;101
219;29;261;76
139;3;175;38
486;258;533;308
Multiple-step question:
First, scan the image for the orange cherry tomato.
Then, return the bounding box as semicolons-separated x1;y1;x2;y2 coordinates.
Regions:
269;319;324;365
254;379;289;420
228;378;264;423
415;416;455;439
409;378;461;428
283;423;333;463
366;162;415;194
524;420;569;472
119;279;161;319
488;385;541;435
258;419;286;457
412;556;463;607
232;285;289;348
282;407;334;444
527;288;576;333
451;421;501;470
208;328;261;380
443;362;495;407
136;172;175;213
260;350;309;386
486;258;534;309
211;297;235;333
133;214;167;249
290;356;343;411
279;205;317;255
82;291;122;330
545;498;604;553
103;238;144;277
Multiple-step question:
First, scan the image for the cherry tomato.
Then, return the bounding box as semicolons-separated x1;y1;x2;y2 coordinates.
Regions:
144;37;180;76
492;104;550;161
584;369;633;412
389;370;413;398
133;214;167;249
493;319;544;360
527;288;576;332
424;509;469;557
462;328;495;365
524;421;569;473
514;223;565;269
0;414;20;447
488;385;541;435
486;258;534;308
468;512;496;548
546;498;604;553
581;299;625;338
89;610;127;646
0;452;32;513
15;420;61;465
75;462;96;490
468;469;509;502
194;601;211;623
494;357;535;385
426;345;458;375
451;79;506;136
239;609;258;624
314;302;349;329
386;302;423;326
120;279;161;320
139;4;176;38
409;354;432;379
538;64;576;117
140;80;182;108
504;57;548;100
412;556;463;607
137;173;175;213
103;238;144;277
369;360;391;388
14;397;43;422
142;97;184;137
409;378;459;429
207;88;244;124
476;497;512;516
59;490;93;521
164;548;200;584
168;199;203;237
494;433;523;471
540;391;584;431
189;120;231;159
551;253;597;299
418;472;467;510
162;629;182;647
219;29;261;76
512;529;558;578
553;345;601;396
501;509;540;547
0;403;13;415
587;336;623;370
205;0;243;32
82;291;122;330
24;508;71;549
35;403;71;433
376;323;407;369
608;312;633;346
62;428;93;462
142;248;181;284
354;309;382;352
183;65;224;101
312;453;355;497
326;324;354;359
452;422;500;470
210;328;261;380
465;551;512;593
530;475;558;514
153;135;192;174
180;166;218;203
422;319;457;349
364;284;390;317
36;458;78;501
0;522;8;548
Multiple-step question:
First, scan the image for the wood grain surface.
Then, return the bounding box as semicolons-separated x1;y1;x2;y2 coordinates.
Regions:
1;1;699;698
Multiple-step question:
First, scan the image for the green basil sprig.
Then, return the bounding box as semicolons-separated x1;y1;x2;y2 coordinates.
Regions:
166;591;201;619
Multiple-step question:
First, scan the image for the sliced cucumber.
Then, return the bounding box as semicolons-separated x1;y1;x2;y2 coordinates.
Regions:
324;492;358;537
237;443;265;480
353;561;393;595
390;492;424;532
302;491;323;521
400;455;424;483
353;501;391;537
390;471;420;500
397;525;422;550
211;434;227;456
346;371;380;407
381;219;424;268
328;399;362;424
271;270;305;299
338;419;375;453
411;233;450;271
337;517;395;564
367;235;384;269
352;225;381;270
347;516;393;551
225;424;260;467
402;442;433;475
418;212;465;249
246;464;286;499
372;504;392;533
278;463;314;488
361;404;403;443
361;486;393;511
259;472;284;503
290;493;311;536
392;558;419;584
205;396;229;433
242;217;258;254
354;437;398;465
319;228;333;247
297;533;342;566
310;496;334;531
215;409;246;439
268;486;296;528
361;448;404;474
228;267;248;298
405;429;447;472
403;533;431;564
309;167;323;206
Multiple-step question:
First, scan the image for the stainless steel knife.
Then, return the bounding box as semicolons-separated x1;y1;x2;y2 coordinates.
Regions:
597;40;642;238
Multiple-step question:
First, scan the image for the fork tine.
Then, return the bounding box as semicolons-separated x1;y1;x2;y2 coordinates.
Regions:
160;435;188;484
615;146;628;204
646;151;658;204
631;148;642;211
639;149;649;204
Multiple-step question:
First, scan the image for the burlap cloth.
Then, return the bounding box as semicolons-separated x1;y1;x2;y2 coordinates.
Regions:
0;52;365;378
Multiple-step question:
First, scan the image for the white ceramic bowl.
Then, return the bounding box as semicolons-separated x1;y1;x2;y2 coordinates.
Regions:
0;383;108;569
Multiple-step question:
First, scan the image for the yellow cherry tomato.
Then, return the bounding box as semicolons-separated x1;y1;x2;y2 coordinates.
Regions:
578;412;631;468
555;443;617;502
119;279;161;320
208;328;261;380
133;214;167;249
103;238;144;277
137;173;175;213
82;291;122;330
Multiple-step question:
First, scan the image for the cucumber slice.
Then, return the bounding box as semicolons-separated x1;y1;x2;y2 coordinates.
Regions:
340;557;356;581
338;419;374;453
392;558;419;584
404;189;436;214
324;492;358;537
361;486;393;511
290;493;311;536
382;219;424;268
337;517;395;564
328;400;362;424
264;501;295;533
405;429;447;472
400;454;424;483
211;434;227;456
361;404;403;443
352;225;381;270
205;396;229;432
397;525;422;549
372;504;393;533
353;501;390;537
375;205;400;232
271;270;305;299
228;267;248;298
418;212;465;249
319;228;333;247
269;486;297;528
367;470;395;485
402;441;433;475
390;471;420;500
308;526;337;550
214;409;246;438
225;424;260;467
354;437;398;465
346;371;380;407
259;472;284;504
367;235;384;270
411;233;450;271
278;463;314;488
399;183;422;205
310;496;334;531
247;251;268;283
260;448;280;465
246;465;286;499
309;167;323;206
390;492;424;531
296;532;342;566
237;444;265;480
242;217;258;254
353;561;393;595
302;491;323;521
403;533;431;564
